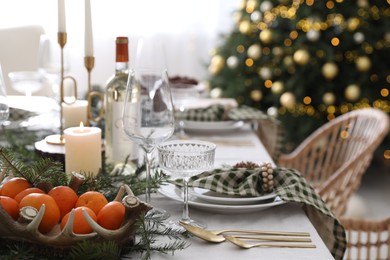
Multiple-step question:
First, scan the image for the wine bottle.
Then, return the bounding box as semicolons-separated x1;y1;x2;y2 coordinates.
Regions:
105;36;138;173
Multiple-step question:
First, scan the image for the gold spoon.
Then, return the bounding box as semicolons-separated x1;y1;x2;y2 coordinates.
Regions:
224;235;316;249
180;222;311;243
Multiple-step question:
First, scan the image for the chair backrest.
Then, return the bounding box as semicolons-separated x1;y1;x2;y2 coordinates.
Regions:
278;108;390;216
0;25;49;96
341;216;390;260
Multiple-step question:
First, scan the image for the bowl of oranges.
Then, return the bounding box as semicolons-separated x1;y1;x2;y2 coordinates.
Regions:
0;173;152;248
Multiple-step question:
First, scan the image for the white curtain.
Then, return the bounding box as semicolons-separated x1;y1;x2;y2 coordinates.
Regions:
0;0;239;95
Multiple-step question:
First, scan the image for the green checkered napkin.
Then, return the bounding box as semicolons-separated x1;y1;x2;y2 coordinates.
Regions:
173;164;346;260
176;104;284;162
8;107;37;121
176;104;270;122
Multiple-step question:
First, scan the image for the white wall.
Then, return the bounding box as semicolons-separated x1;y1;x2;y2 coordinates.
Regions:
0;0;239;96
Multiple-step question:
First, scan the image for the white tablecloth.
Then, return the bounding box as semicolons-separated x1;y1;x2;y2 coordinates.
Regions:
145;126;335;259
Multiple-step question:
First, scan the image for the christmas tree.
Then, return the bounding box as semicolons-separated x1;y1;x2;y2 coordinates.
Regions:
207;0;389;158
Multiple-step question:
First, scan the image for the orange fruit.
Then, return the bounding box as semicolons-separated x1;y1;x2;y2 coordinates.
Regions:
0;177;32;198
97;201;125;230
75;191;108;215
48;186;79;219
0;196;20;220
60;206;97;234
14;187;45;203
19;193;60;233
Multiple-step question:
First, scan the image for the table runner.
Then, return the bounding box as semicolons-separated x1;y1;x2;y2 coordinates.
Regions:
174;165;346;260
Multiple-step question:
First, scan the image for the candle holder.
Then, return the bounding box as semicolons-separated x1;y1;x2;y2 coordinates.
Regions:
85;56;104;125
45;32;78;145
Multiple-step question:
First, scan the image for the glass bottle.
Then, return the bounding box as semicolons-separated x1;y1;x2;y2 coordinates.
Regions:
105;37;138;174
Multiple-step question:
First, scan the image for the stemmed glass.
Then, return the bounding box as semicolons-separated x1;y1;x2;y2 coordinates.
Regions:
0;64;10;125
157;140;216;229
123;68;175;219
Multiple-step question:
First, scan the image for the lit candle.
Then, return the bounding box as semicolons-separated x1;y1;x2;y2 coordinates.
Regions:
64;123;101;177
84;0;93;56
58;0;66;33
62;100;88;129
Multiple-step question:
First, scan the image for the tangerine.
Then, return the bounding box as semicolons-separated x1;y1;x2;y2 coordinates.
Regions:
97;201;125;230
75;191;108;215
60;206;97;234
48;186;79;219
14;187;45;203
19;193;60;233
0;177;31;198
0;196;20;220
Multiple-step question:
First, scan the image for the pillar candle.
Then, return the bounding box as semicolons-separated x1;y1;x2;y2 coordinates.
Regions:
64;124;101;177
62;100;88;129
58;0;66;33
85;0;93;56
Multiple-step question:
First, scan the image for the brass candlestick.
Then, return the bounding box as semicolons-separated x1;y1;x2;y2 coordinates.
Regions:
85;56;104;124
45;32;78;145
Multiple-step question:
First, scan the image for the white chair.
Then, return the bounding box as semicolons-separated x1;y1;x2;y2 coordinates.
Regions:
0;25;53;96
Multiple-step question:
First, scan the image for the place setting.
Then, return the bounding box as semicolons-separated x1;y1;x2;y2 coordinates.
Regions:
157;161;286;215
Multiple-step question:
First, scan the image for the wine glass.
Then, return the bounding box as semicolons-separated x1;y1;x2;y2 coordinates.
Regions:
170;83;200;138
123;68;175;219
157;140;216;229
0;64;9;125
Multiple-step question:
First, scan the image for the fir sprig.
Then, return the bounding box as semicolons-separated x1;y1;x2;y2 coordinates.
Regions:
0;147;68;189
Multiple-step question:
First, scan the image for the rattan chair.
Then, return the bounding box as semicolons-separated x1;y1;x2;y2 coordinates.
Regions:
277;108;390;217
255;116;284;162
340;216;390;260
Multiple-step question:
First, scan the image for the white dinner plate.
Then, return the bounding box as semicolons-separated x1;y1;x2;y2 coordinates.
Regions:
158;183;285;214
183;120;244;134
188;187;276;205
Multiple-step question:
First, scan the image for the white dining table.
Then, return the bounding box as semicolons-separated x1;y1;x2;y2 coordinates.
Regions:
142;125;335;260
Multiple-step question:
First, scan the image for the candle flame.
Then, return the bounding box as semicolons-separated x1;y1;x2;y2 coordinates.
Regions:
79;121;84;131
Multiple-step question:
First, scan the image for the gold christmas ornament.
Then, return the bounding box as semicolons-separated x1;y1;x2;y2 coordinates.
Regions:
323;92;336;105
322;62;339;80
258;67;272;79
307;30;320;42
250;89;263;101
246;0;257;12
345;84;361;101
355;56;371;72
208;55;225;75
280;92;296;109
283;56;294;66
293;49;310;65
233;12;242;24
247;44;262;59
210;87;223;98
271;81;284;94
267;106;278;117
260;1;273;12
226;56;239;69
259;29;272;44
239;20;251;34
347;17;360;31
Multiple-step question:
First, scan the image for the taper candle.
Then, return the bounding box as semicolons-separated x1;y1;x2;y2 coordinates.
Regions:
62;100;88;128
64;123;101;177
58;0;66;33
85;0;93;56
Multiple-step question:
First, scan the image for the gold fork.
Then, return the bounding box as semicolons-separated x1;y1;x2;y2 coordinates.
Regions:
224;235;316;249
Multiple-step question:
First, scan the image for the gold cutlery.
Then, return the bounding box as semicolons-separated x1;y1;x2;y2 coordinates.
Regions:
180;221;311;244
224;235;316;249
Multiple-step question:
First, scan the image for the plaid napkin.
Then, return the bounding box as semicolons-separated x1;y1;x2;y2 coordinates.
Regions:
176;104;270;122
8;107;37;121
177;104;284;162
174;164;346;260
